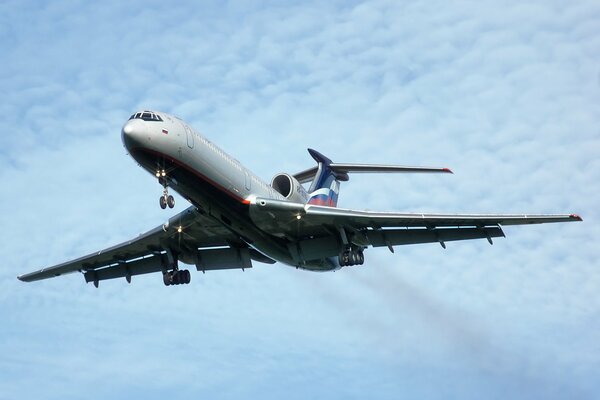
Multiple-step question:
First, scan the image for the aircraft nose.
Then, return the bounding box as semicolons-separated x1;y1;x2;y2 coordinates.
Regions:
121;119;146;149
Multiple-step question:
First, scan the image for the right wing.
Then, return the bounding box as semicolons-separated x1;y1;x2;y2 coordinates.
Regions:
18;206;269;285
301;204;582;227
250;198;582;251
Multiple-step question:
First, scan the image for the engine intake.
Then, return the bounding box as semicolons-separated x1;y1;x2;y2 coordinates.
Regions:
271;173;309;203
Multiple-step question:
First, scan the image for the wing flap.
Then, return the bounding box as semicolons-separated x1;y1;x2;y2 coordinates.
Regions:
367;227;505;247
83;247;255;285
18;207;239;283
84;254;166;284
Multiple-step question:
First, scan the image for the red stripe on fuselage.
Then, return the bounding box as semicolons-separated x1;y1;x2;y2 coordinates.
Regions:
129;147;251;205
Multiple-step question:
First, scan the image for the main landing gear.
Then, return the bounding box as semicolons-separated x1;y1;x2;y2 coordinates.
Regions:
163;269;191;286
338;246;365;267
156;168;175;209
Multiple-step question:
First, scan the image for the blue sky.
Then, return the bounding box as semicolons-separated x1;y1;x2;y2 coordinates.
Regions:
1;0;599;399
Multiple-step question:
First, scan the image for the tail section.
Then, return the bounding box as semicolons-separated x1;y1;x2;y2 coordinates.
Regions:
306;149;345;207
298;148;453;207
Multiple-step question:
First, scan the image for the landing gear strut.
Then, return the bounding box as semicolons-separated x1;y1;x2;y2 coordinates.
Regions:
338;246;365;267
156;168;175;209
163;269;191;286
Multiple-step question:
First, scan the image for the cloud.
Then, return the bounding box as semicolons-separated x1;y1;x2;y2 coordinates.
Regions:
1;0;599;399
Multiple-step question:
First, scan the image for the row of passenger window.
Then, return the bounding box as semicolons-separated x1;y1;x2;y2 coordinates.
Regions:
251;173;270;191
199;134;243;173
184;122;270;193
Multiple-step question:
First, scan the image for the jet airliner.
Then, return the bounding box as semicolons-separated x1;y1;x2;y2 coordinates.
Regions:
18;110;582;287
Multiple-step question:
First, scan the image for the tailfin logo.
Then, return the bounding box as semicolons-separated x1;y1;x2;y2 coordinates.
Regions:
308;179;340;207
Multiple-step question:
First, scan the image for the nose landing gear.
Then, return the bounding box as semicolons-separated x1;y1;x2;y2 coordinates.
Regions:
156;168;175;209
159;189;175;210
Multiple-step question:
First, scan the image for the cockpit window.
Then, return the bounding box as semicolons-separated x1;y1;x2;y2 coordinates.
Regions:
128;111;163;122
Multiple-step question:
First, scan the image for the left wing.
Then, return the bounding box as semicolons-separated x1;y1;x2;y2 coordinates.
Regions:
18;206;264;285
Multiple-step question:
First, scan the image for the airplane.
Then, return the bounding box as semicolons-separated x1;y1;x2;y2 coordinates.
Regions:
18;110;582;287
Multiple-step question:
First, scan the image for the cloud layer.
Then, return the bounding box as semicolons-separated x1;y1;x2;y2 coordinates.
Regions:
1;0;598;399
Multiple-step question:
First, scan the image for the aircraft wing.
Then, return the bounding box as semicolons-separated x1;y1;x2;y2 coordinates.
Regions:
250;198;582;249
18;206;260;284
302;205;582;228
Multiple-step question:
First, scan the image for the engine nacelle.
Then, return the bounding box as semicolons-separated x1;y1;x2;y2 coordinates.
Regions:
271;173;309;203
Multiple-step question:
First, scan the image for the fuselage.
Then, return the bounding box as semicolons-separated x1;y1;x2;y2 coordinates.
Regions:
121;110;335;271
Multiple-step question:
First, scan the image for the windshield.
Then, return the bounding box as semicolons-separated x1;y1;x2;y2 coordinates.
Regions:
128;111;163;122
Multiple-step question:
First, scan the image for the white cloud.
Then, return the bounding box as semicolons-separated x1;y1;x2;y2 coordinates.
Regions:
1;0;599;398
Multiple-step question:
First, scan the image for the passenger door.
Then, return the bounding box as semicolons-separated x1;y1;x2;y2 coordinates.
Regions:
244;170;251;191
184;124;194;149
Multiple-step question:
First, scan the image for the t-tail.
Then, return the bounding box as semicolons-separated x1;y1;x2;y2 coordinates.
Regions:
306;149;345;206
294;148;454;208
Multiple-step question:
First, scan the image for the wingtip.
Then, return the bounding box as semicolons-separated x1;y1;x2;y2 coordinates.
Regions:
570;214;583;221
443;168;454;174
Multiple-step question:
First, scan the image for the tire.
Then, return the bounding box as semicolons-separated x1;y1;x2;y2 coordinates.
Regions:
343;252;351;266
338;251;345;267
159;196;167;209
184;270;191;284
167;195;175;208
163;272;171;286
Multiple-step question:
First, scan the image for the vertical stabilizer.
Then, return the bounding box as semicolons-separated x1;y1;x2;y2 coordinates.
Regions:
306;149;346;207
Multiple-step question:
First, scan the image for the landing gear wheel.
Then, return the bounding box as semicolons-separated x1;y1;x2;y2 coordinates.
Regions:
163;271;172;286
158;165;173;210
163;269;191;286
173;270;181;285
340;251;350;267
338;247;365;267
163;269;192;286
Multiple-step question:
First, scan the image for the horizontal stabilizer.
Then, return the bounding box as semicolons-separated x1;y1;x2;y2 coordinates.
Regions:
294;149;452;183
333;163;451;175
